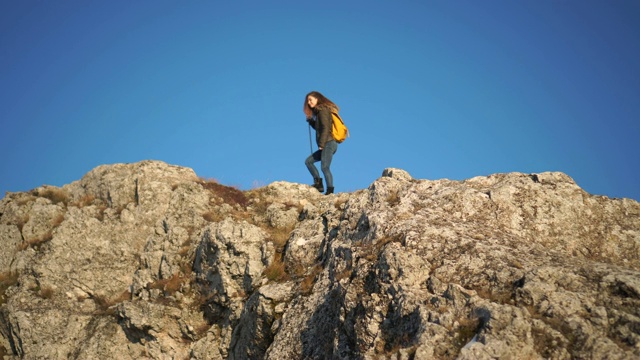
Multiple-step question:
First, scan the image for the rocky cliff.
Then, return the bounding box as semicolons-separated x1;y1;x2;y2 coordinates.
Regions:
0;160;639;359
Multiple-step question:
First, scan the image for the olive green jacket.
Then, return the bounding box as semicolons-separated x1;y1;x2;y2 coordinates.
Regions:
307;104;336;148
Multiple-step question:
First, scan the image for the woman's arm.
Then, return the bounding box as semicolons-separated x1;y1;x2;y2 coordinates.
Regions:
317;109;333;148
306;117;316;130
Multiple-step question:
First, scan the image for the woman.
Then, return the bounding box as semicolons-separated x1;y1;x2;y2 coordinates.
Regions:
303;91;339;195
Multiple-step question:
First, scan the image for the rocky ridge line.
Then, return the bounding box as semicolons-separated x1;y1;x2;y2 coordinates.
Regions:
0;160;638;359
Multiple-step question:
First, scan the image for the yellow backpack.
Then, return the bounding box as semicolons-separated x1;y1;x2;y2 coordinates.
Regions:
331;112;349;143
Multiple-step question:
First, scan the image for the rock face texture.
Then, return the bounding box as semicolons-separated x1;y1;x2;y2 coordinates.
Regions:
0;160;639;359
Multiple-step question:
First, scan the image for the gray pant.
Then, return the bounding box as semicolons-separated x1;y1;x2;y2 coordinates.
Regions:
305;140;338;188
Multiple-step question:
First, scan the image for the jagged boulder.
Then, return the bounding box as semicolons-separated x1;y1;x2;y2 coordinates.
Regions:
0;161;638;359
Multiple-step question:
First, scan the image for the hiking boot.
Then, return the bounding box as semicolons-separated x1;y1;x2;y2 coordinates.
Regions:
325;187;334;195
312;178;324;193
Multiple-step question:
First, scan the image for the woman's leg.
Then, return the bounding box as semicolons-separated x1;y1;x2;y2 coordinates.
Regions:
305;150;322;179
320;141;338;189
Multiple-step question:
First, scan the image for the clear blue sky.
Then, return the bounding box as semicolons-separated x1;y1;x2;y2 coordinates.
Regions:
2;1;639;201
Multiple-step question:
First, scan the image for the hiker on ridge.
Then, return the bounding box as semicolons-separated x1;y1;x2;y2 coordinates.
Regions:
304;91;339;195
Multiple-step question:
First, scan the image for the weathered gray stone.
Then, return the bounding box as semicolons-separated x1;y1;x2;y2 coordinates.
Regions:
0;161;639;359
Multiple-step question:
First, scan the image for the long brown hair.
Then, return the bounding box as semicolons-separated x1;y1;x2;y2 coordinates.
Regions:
303;91;339;118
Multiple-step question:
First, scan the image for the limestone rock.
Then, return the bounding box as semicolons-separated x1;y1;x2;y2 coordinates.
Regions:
1;162;639;359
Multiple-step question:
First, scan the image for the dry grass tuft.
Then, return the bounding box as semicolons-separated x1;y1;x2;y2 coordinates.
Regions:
300;264;323;295
52;213;65;227
335;267;353;282
18;230;54;251
245;189;270;216
16;194;36;206
387;190;401;206
334;197;349;210
260;223;297;283
93;290;131;315
471;281;513;305
178;243;192;258
36;187;70;205
194;322;212;337
202;210;224;223
148;273;188;295
38;285;55;299
263;255;290;282
14;214;30;232
17;213;65;251
93;294;111;311
112;289;132;303
199;178;248;208
70;194;98;208
94;204;108;221
453;316;481;350
355;234;404;262
267;225;294;252
0;272;19;305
